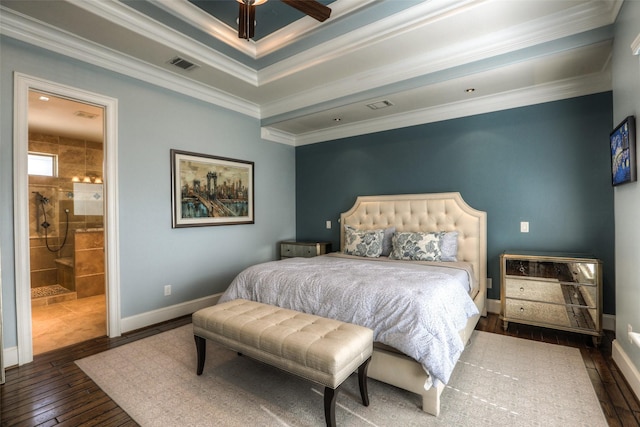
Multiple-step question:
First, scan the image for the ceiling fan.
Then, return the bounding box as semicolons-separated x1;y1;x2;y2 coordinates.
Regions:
237;0;332;40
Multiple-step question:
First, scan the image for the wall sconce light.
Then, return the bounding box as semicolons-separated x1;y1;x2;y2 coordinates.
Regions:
72;176;103;183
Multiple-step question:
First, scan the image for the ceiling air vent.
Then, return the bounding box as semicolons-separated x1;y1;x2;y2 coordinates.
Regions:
366;100;394;110
168;56;199;71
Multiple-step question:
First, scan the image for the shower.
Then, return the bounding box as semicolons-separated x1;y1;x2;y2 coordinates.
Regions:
33;191;69;252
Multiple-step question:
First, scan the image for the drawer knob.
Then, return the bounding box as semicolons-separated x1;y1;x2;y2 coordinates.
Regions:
520;287;524;292
519;307;525;312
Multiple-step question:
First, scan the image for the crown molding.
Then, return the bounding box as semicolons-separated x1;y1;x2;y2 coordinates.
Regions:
259;0;617;117
0;7;260;119
155;0;377;60
258;0;479;86
260;127;296;146
69;0;258;86
263;71;611;146
255;0;377;59
153;0;257;58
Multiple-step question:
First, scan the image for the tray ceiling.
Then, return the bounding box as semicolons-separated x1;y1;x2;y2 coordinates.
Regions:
0;0;620;145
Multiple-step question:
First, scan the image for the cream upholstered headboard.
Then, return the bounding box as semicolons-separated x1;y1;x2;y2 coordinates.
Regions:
340;192;487;289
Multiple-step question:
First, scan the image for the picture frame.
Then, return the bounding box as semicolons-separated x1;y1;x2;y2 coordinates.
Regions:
610;115;637;186
171;149;254;228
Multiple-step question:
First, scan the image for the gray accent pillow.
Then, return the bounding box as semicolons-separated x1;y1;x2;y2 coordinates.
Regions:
389;231;444;261
381;227;396;257
441;231;459;261
344;225;384;257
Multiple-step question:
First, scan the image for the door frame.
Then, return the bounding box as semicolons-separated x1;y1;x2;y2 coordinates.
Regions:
13;73;121;365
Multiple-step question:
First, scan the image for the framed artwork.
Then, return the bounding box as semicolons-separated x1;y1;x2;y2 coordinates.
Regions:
171;149;254;228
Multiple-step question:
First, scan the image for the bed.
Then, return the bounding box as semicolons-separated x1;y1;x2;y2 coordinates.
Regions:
219;192;487;416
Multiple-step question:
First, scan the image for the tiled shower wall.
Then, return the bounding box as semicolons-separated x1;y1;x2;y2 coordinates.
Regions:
28;132;104;290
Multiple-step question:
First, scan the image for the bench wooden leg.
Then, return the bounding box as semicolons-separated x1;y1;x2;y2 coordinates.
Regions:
358;357;371;407
324;357;372;427
324;386;337;427
194;335;206;375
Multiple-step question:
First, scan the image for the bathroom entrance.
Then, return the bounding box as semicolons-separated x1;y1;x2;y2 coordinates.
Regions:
28;90;107;354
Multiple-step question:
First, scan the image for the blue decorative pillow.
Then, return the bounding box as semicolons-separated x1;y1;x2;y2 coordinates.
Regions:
344;226;384;257
440;231;459;261
389;231;444;261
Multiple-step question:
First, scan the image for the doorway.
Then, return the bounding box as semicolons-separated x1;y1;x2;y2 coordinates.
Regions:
28;90;107;354
14;73;121;365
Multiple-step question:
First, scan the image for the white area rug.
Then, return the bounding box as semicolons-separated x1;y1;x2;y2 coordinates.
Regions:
76;325;607;426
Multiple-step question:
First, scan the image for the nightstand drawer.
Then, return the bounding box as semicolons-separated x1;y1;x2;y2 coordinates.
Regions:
504;299;571;327
504;277;566;304
280;241;331;259
281;243;313;257
504;299;598;331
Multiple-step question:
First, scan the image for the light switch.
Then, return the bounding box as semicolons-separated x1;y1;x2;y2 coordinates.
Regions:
326;220;332;229
520;221;529;233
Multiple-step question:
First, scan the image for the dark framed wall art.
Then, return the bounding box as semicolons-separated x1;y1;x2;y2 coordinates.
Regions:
171;149;254;227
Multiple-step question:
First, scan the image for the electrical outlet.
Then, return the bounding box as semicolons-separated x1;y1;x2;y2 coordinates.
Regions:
326;220;332;229
520;221;529;233
164;285;171;296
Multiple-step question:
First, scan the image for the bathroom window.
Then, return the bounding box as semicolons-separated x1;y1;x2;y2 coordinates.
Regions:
28;152;57;177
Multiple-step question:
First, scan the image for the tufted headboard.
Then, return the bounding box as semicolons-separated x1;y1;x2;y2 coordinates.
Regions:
340;192;487;291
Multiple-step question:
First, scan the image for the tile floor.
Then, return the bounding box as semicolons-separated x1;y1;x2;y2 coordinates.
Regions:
31;294;107;355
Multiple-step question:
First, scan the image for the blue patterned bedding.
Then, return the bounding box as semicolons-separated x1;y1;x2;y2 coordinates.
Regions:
219;253;479;386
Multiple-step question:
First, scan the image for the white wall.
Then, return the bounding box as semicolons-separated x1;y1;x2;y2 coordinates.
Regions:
611;0;640;399
0;36;296;354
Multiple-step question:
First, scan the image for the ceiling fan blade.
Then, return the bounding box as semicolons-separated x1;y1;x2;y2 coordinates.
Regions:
238;2;256;40
281;0;331;22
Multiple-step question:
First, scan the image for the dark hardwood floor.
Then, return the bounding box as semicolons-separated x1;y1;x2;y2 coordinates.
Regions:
1;313;639;426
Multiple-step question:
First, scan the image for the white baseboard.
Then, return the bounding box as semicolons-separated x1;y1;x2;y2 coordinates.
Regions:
3;346;19;370
120;293;222;334
485;298;615;331
612;339;640;402
486;298;501;315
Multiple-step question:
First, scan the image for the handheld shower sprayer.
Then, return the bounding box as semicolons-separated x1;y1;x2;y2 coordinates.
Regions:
32;191;68;251
32;191;51;230
32;191;49;205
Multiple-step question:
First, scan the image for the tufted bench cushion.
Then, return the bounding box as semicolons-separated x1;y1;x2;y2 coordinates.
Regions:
192;299;373;427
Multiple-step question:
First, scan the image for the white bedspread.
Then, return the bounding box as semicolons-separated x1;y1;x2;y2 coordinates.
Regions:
219;254;479;386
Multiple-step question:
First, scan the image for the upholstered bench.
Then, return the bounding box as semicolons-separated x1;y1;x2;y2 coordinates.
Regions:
192;299;374;427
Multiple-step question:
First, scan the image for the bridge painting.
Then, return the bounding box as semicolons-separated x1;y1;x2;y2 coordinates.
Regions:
171;150;254;228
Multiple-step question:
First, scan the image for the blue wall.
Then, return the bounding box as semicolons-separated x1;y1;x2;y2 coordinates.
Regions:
0;36;296;349
296;93;615;314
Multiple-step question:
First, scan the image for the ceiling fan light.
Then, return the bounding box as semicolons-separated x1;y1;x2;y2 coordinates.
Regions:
236;0;268;5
